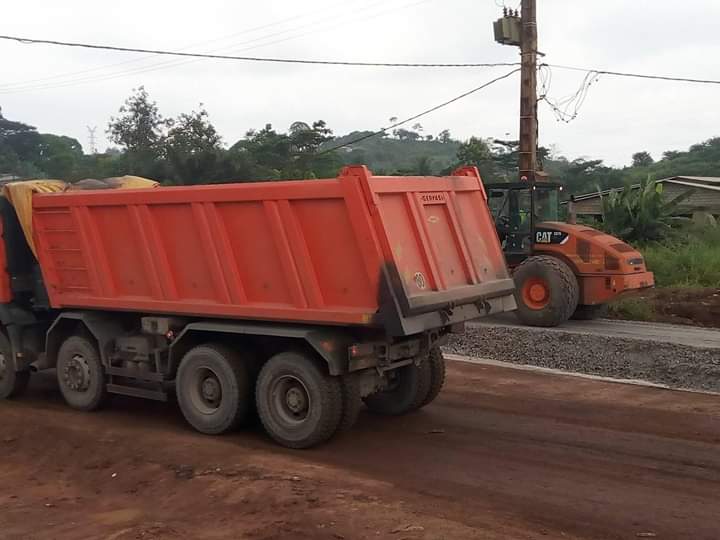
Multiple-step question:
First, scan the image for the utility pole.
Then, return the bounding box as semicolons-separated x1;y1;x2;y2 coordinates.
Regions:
494;1;539;182
518;0;538;182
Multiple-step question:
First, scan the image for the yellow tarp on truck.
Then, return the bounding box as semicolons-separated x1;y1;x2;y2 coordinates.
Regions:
2;176;158;257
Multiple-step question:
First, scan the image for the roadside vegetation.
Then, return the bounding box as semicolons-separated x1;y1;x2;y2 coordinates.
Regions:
2;86;720;196
588;175;720;326
642;227;720;288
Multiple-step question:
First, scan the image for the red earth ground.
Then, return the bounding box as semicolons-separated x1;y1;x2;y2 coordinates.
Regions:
1;361;719;540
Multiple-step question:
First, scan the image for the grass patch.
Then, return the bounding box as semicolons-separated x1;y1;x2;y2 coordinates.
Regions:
640;226;720;288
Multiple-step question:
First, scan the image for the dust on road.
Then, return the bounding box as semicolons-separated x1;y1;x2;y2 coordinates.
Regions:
1;362;718;540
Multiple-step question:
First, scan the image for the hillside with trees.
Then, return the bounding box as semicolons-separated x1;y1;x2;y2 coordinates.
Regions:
2;87;719;198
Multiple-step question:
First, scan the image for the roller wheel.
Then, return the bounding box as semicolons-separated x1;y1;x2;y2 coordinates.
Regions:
420;347;446;408
256;351;342;449
0;332;29;399
513;255;579;327
571;304;609;320
364;359;432;416
176;344;251;435
57;336;107;411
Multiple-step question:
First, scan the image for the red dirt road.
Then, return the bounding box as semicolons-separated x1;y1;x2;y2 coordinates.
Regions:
1;361;719;540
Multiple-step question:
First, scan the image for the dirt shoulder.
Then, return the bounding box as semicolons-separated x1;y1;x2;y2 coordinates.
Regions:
609;287;720;328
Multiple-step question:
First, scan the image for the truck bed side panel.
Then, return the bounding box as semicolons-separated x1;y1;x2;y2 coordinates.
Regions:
31;167;515;330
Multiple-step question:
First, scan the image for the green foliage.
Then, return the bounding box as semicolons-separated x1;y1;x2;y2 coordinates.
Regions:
331;131;459;175
164;106;223;185
457;137;493;176
641;226;720;287
2;88;720;195
631;151;654;167
107;86;169;177
598;176;692;242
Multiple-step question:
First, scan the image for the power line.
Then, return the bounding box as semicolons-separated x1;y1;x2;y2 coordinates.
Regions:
539;65;601;123
0;0;435;94
0;34;520;69
320;68;521;154
0;2;345;90
3;33;718;85
544;63;720;85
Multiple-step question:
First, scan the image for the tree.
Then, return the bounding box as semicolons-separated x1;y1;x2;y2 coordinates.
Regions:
232;124;291;179
632;151;654;167
437;129;452;144
36;134;83;178
107;87;170;176
0;110;41;168
164;106;222;184
457;137;494;178
394;128;420;141
458;137;492;162
288;120;338;178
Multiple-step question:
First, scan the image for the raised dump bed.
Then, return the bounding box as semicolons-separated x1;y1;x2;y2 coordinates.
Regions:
32;165;514;335
0;166;515;448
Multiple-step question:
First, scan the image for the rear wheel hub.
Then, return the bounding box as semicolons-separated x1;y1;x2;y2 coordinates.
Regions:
63;355;91;392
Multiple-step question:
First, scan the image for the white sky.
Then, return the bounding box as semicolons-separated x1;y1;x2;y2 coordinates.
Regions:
1;0;719;167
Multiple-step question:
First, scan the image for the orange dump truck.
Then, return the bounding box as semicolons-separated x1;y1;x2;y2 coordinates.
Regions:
0;166;515;448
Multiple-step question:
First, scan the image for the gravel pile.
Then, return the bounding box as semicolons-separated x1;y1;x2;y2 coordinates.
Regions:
444;325;720;393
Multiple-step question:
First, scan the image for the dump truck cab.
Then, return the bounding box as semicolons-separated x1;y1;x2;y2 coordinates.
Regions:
487;180;654;326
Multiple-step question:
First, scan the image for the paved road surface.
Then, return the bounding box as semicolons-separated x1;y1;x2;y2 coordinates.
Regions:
1;361;719;539
472;313;720;349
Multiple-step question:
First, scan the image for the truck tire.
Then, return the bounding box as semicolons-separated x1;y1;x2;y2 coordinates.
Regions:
57;336;108;411
176;344;251;435
420;347;446;408
256;351;342;449
337;374;362;433
513;255;579;327
571;304;609;320
0;332;30;399
364;359;432;416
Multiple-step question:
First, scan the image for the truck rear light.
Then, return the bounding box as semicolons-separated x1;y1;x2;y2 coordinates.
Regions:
349;343;375;358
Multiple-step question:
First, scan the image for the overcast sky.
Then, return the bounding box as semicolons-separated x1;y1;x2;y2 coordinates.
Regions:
2;0;719;167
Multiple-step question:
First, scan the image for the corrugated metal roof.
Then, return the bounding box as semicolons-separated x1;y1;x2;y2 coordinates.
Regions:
571;176;720;201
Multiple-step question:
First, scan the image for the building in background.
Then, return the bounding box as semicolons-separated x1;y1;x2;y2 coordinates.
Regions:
569;177;720;222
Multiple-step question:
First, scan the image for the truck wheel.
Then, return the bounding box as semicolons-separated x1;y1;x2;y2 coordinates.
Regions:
571;304;609;320
0;333;30;399
364;359;432;416
513;255;579;327
256;351;342;449
337;374;362;433
57;336;107;411
176;344;251;435
420;347;446;408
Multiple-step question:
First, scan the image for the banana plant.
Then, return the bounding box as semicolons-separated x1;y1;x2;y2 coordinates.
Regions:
598;176;693;243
